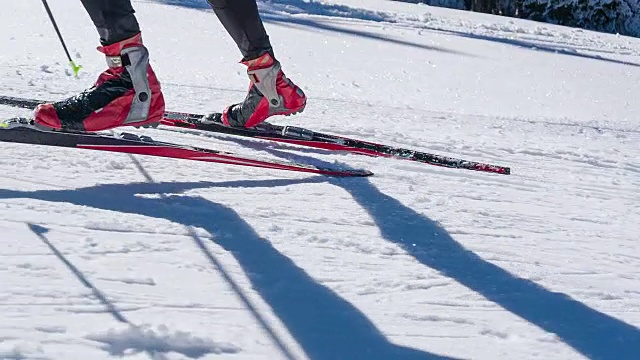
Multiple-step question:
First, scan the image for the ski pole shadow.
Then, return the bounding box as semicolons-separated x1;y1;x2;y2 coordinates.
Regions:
0;177;455;360
26;223;173;360
27;223;130;324
125;156;298;360
249;146;640;360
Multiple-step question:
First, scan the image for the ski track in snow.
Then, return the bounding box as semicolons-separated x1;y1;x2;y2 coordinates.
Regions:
1;0;640;359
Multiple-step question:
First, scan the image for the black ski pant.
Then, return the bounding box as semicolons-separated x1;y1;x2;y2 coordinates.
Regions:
80;0;272;60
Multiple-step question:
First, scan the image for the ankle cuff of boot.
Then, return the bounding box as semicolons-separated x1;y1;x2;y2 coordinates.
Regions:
98;32;144;57
242;52;276;70
99;32;144;69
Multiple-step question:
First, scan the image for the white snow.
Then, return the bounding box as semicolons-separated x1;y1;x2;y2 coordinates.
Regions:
0;0;639;359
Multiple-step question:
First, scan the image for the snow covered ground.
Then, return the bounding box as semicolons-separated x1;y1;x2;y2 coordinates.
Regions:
0;0;639;359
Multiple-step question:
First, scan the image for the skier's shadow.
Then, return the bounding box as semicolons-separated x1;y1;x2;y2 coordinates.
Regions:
254;147;640;360
333;176;640;360
0;178;453;360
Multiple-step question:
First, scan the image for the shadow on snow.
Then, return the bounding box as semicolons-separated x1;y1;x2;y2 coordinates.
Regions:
1;178;453;360
149;0;640;66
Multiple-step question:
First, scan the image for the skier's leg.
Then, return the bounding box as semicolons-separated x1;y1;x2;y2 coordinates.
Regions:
207;0;271;61
207;0;306;128
33;0;165;132
80;0;141;45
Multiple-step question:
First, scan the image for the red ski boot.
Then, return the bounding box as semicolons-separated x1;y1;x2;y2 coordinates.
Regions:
34;32;165;132
221;52;306;128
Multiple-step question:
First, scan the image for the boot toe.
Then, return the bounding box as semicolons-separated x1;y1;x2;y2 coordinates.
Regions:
33;104;62;129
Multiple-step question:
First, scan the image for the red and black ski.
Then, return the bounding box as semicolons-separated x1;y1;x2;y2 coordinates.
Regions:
0;118;372;177
161;113;510;175
0;95;510;175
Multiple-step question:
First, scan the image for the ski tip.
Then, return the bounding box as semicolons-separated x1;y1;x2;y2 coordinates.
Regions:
474;163;511;175
354;169;374;177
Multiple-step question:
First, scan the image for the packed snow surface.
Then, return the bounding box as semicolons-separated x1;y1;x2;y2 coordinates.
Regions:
0;0;638;359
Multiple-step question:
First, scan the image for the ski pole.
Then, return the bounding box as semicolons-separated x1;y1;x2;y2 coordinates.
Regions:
40;0;82;77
